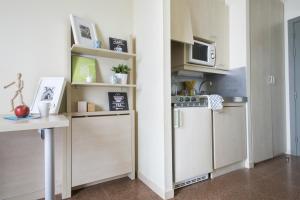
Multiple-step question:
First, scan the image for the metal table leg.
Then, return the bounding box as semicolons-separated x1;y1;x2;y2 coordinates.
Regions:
41;128;55;200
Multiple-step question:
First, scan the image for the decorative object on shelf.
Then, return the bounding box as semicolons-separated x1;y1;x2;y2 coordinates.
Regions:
70;14;98;48
109;37;128;52
31;77;66;114
108;92;129;111
72;55;96;83
87;102;96;112
3;73;27;112
110;75;118;84
111;64;130;84
93;40;101;48
3;114;40;121
38;102;51;117
78;101;87;112
14;105;30;118
184;80;196;96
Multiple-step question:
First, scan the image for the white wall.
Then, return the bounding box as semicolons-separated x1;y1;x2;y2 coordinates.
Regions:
134;0;173;199
0;0;133;199
284;0;300;154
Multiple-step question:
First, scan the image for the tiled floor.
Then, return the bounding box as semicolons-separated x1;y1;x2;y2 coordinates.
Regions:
64;155;300;200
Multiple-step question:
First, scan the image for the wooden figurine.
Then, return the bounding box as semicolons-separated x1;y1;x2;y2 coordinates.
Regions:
4;73;25;111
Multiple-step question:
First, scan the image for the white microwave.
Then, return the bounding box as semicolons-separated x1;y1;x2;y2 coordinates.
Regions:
187;40;216;67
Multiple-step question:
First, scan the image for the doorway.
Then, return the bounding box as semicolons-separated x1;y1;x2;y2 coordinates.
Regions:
289;17;300;155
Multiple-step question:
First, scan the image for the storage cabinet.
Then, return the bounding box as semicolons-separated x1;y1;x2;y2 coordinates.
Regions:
210;0;229;70
171;0;194;44
250;0;285;163
213;105;247;169
171;0;229;71
72;114;134;187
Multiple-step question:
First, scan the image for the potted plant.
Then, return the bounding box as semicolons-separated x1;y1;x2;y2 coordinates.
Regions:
111;64;130;84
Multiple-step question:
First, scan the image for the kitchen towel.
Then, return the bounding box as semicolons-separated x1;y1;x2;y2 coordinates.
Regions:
207;95;224;111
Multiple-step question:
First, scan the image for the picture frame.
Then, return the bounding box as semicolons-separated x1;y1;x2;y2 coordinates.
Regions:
108;92;129;111
30;77;66;114
70;14;98;48
109;37;128;52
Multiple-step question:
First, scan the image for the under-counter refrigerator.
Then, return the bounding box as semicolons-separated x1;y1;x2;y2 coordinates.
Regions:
173;106;213;188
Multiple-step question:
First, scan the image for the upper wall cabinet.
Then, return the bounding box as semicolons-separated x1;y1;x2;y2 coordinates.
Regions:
172;0;230;70
171;0;194;44
189;0;212;40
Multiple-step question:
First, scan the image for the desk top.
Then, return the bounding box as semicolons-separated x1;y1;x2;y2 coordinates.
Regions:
0;115;69;132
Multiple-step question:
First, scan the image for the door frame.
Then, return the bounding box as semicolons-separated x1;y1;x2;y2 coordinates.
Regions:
288;16;300;155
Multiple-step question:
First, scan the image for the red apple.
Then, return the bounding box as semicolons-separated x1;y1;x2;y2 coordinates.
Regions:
14;105;30;118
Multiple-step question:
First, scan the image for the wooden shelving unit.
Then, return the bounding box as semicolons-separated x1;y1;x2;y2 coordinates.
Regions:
71;44;136;60
71;110;132;117
71;82;136;88
65;37;136;198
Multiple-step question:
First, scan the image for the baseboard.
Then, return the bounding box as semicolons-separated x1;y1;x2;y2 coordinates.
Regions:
211;161;245;179
138;171;174;200
72;173;130;191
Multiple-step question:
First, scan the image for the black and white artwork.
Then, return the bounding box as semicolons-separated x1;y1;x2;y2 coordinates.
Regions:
108;92;129;111
41;87;55;101
109;37;128;52
70;15;98;48
31;78;66;114
79;25;92;39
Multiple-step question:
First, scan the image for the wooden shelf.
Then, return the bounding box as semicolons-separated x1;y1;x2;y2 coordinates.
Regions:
71;110;132;117
172;64;229;75
71;44;136;60
71;82;136;88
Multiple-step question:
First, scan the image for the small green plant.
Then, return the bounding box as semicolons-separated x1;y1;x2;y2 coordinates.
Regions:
111;64;130;74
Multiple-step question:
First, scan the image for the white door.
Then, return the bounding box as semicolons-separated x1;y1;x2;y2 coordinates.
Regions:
174;107;213;183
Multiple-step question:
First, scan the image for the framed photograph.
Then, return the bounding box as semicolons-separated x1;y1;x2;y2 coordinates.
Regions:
70;14;98;48
108;92;129;111
31;77;66;114
109;37;128;52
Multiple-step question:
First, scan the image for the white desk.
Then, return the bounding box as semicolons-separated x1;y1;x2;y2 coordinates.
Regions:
0;115;69;200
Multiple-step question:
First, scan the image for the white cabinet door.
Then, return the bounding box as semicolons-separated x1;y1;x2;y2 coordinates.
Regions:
72;115;132;187
189;0;212;39
171;0;194;44
250;0;274;163
174;107;213;183
213;106;247;169
211;0;229;70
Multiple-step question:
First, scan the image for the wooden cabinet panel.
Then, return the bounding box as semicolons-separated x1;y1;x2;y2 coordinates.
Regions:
211;0;229;69
213;106;247;169
72;115;132;187
189;0;212;39
171;0;194;44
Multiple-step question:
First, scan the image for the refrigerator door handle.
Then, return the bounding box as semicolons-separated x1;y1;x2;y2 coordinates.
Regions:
179;110;183;128
174;109;179;128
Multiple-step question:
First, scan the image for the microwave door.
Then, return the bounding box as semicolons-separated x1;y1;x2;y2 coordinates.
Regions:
193;43;208;62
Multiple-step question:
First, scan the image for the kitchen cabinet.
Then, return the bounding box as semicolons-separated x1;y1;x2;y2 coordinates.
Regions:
250;0;285;163
210;0;229;70
189;0;211;40
171;0;194;44
72;114;134;187
213;105;247;169
189;0;229;70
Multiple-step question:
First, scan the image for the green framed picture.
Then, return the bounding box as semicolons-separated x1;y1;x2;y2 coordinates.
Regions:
72;55;96;83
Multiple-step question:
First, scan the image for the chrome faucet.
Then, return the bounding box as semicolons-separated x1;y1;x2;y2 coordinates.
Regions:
199;80;213;95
